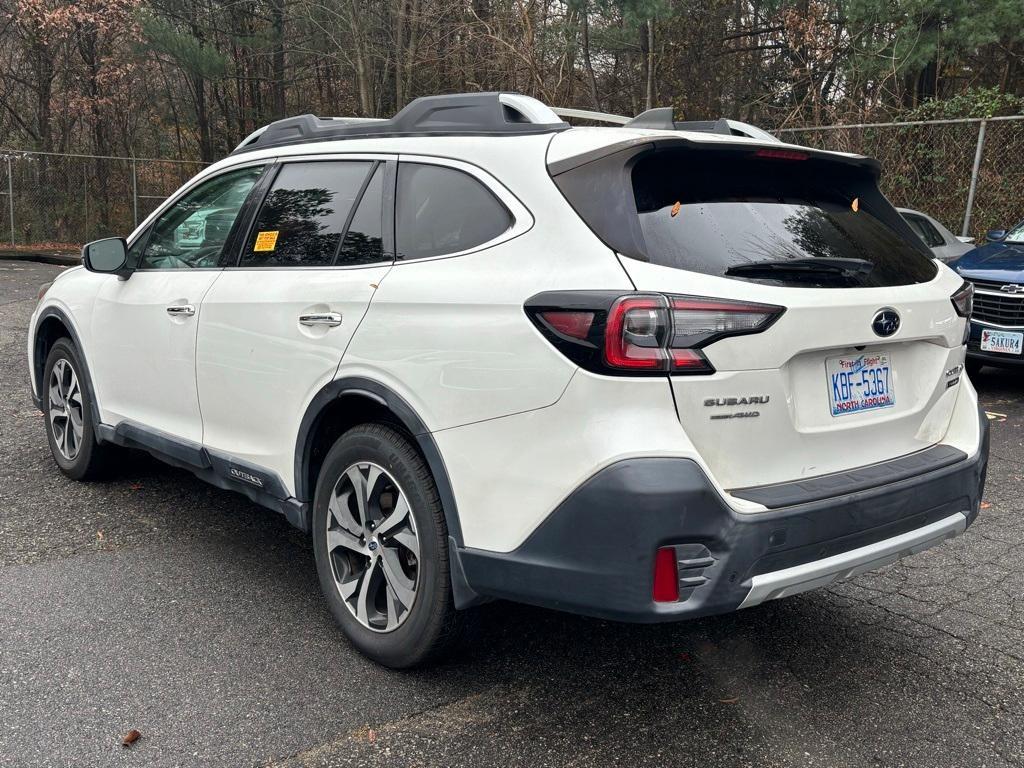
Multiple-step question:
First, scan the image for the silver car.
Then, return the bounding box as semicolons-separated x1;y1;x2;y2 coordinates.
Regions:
899;207;974;263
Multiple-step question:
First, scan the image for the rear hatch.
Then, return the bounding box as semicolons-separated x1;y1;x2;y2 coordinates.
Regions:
551;134;970;491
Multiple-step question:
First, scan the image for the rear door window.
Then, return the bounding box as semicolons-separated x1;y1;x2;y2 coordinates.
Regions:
630;149;937;287
241;161;373;267
396;163;512;260
337;164;385;266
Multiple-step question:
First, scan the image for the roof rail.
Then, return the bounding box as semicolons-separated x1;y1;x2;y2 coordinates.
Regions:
552;105;779;142
231;92;569;154
550;107;631;125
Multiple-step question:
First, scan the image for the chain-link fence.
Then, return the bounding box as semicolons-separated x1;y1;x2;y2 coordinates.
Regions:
776;115;1024;241
0;150;206;250
1;117;1022;250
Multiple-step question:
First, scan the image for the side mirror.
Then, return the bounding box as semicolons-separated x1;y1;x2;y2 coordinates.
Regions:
82;237;130;276
986;229;1008;243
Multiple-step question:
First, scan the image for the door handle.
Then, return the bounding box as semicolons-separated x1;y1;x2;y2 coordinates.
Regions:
299;312;343;327
166;304;196;317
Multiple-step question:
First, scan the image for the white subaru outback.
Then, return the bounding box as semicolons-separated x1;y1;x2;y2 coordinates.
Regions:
28;93;988;667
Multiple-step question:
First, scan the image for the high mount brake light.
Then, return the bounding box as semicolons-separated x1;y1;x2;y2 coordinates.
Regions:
525;292;784;376
753;148;809;161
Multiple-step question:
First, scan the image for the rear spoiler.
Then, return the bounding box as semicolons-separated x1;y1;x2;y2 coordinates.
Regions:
547;134;880;177
550;107;780;143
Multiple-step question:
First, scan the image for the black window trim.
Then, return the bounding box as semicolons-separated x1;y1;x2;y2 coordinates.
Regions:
230;155;398;270
127;159;270;273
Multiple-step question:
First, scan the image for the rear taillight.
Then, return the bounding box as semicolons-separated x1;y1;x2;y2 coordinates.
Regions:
951;281;973;317
604;296;669;369
526;291;783;376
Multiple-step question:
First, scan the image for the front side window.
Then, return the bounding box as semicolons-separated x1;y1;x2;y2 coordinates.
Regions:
139;166;263;269
241;161;373;267
396;163;512;260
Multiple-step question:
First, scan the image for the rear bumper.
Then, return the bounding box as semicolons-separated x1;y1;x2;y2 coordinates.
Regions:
455;409;989;622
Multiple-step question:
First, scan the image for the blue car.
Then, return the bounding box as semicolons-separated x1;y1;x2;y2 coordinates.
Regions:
951;220;1024;373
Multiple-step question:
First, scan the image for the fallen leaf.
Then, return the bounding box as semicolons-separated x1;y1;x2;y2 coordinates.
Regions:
851;197;859;212
368;729;377;743
719;697;738;704
980;501;992;509
985;411;1005;421
670;201;681;217
129;483;143;491
121;729;141;748
96;531;104;541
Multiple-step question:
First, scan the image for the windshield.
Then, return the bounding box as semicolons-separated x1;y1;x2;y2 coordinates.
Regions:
630;149;937;287
1005;220;1024;242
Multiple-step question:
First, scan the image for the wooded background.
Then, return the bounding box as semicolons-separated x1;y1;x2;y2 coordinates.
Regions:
1;0;1021;163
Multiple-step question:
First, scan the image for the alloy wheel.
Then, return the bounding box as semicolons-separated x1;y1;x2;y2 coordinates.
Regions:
48;358;84;461
326;462;420;632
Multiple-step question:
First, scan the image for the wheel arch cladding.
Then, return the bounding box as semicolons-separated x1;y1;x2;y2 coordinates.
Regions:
32;308;99;426
295;377;464;546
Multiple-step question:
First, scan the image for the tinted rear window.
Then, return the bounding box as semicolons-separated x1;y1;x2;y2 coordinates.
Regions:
630;150;936;287
396;163;512;260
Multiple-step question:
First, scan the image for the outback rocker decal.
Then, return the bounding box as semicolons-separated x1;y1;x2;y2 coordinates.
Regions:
229;467;265;488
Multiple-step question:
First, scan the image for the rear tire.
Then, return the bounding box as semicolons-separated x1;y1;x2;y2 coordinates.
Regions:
42;338;116;481
312;423;466;668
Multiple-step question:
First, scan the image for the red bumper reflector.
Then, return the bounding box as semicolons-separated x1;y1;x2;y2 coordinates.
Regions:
653;547;679;602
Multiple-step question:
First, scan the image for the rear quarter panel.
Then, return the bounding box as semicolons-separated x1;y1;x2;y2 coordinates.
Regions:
341;146;634;431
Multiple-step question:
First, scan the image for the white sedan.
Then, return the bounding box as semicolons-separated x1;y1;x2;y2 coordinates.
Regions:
899;207;975;263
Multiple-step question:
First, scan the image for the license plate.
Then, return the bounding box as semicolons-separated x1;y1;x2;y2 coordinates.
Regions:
827;352;894;417
980;329;1023;355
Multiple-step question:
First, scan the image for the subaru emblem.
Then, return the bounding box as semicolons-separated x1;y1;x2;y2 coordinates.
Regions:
872;308;900;337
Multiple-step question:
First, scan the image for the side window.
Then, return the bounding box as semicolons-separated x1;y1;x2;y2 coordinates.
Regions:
905;214;944;248
139;166;263;269
241;161;372;267
918;218;946;248
396;163;512;260
337;164;385;266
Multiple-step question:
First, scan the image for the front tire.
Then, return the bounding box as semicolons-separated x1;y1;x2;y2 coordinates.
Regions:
42;338;115;481
312;423;465;668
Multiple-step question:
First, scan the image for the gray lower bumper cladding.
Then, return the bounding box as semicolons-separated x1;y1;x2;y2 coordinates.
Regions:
454;409;989;621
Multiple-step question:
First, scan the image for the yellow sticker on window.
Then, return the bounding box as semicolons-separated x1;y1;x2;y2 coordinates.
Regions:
254;230;279;251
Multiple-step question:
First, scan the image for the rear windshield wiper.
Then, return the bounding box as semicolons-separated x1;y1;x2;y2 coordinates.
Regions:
725;257;874;278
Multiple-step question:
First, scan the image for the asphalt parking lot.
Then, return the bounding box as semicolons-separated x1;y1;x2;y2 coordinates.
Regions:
2;260;1023;768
